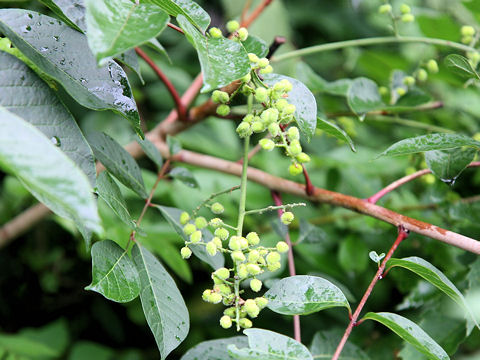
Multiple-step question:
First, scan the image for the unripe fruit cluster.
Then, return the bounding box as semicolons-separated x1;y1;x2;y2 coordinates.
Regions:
461;25;476;44
378;2;414;23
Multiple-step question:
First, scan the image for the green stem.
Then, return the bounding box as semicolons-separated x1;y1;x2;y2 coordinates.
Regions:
367;115;455;133
272;36;477;63
192;185;241;217
244;203;306;216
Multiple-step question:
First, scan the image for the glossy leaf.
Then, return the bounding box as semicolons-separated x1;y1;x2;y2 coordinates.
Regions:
363;312;449;360
347;77;384;119
264;275;350;315
177;15;250;93
309;330;370;360
264;74;317;141
241;35;268;58
85;240;140;302
296;62;352;96
0;9;142;137
132;244;189;360
445;54;480;79
39;0;86;32
425;148;477;183
0;106;102;244
154;205;225;269
181;336;248;360
228;328;313;360
376;133;480;158
147;0;210;32
88;132;147;198
137;137;163;168
95;172;136;229
317;116;356;152
85;0;169;64
0;51;96;186
170;167;199;188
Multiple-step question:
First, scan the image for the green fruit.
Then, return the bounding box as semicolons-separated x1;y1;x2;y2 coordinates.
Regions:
378;86;389;96
183;223;196;236
296;152;311;163
215;227;229;240
259;65;273;74
400;4;411;14
237;27;248;41
209;27;222;38
209;292;222;304
259;138;275;151
251;121;265;133
255;87;268;103
287;126;300;141
229;236;242;251
226;20;240;33
214;284;232;295
211;202;224;214
403;76;415;86
275;99;288;111
202;289;212;301
179;211;190;225
248;53;259;63
244;299;260;317
190;230;202;243
248;250;260;262
243;114;254;123
378;4;392;13
401;13;414;22
281;211;294;225
246;232;260;245
276;241;289;253
461;25;475;37
283;103;296;115
213;237;223;249
255;297;269;309
206;241;217;256
261;108;279;124
288;139;302;156
236;122;252;137
237;263;249;278
268;123;280;137
195;216;208;229
242;72;252;83
427;59;439;73
210;218;223;228
289;163;303;176
214;268;230;280
247;263;262;276
417;69;428;82
216;104;230;116
250;278;262;292
239;318;252;328
180;246;192;259
266;251;281;265
224;307;236;317
267;261;281;272
257;57;269;68
231;250;246;262
396;87;407;96
212;90;230;104
220;315;232;329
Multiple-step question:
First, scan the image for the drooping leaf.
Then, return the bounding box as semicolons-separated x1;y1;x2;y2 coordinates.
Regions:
264;275;350;315
347;77;384;119
39;0;86;32
170;167;199;188
317;116;356;152
296;62;352;96
424;148;477;183
264;74;317;141
362;312;449;360
241;35;268;58
85;0;169;64
181;336;248;360
376;133;480;158
228;328;313;360
177;15;250;93
0;9;142;137
137;137;163;168
147;0;210;32
445;54;480;79
95;172;136;229
309;330;370;360
154;205;225;269
88;132;147;198
0;106;102;245
0;51;96;186
85;240;141;302
132;244;189;360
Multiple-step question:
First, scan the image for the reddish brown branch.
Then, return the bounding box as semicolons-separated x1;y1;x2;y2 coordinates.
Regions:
331;227;409;360
267;36;287;59
167;22;184;34
240;0;273;28
240;0;253;25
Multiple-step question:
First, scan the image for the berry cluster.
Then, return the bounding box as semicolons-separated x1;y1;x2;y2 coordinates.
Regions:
378;2;414;23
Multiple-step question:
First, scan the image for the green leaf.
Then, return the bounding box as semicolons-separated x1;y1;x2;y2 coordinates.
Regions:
181;337;248;360
389;70;408;104
137;137;163;168
317;117;356;152
167;135;182;155
147;0;210;32
177;15;250;93
264;275;350;315
264;74;317;142
0;334;58;358
309;330;370;360
0;106;101;246
297;219;326;244
241;35;268;58
116;49;145;84
88;132;147;198
338;236;368;273
445;54;480;79
0;9;142;137
146;239;192;283
228;328;313;360
362;312;449;360
296;62;352;96
347;77;384;119
0;51;96;186
39;0;86;32
170;167;199;188
85;0;169;64
376;133;480;158
391;89;433;110
95;172;136;229
69;342;114;360
424;148;477;184
85;239;141;302
154;205;225;269
132;244;189;360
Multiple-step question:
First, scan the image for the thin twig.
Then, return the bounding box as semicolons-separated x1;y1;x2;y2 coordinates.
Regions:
167;22;184;34
240;0;252;25
267;36;287;59
192;185;241;217
240;0;273;28
244;202;305;216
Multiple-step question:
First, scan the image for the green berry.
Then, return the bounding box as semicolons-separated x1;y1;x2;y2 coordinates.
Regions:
261;108;279;124
209;292;222;304
257;57;269;68
268;123;280;137
378;4;392;13
214;284;232;295
248;250;260;262
190;230;202;243
296;152;311;163
251;121;265;133
237;27;248;41
461;25;475;37
267;261;281;272
210;218;223;228
284;103;296;115
379;86;389;96
202;289;212;301
236;122;252;137
216;104;230;116
209;27;222;38
248;53;259;63
226;20;240;33
179;212;190;225
224;307;236;317
275;99;288;111
401;13;414;23
214;267;230;280
231;250;246;262
250;278;263;292
276;241;289;253
243;114;254;124
259;138;275;151
288;139;302;156
195;216;208;229
215;227;229;240
180;246;192;259
403;76;415;86
400;4;411;14
212;90;230;104
417;69;428;82
266;251;281;265
183;223;196;236
244;299;260;317
281;211;294;225
211;202;224;214
282;79;293;92
229;236;242;251
396;87;407;96
220;315;232;329
206;241;217;256
237;263;249;278
246;232;260;245
247;263;262;276
255;297;269;309
427;59;439;73
287;126;300;141
462;36;473;44
239;318;252;328
259;65;273;74
242;72;252;83
255;87;268;103
223;294;235;305
289;163;303;176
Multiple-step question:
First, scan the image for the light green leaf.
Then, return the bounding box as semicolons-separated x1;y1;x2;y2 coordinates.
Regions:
0;106;101;246
0;51;96;186
88;132;147;198
39;0;86;32
146;239;192;283
425;148;477;184
0;334;58;358
95;172;136;229
167;135;182;155
181;336;248;360
362;312;449;360
376;133;480;158
137;137;163;168
0;9;142;137
228;328;313;360
86;239;141;302
147;0;210;32
241;35;268;58
445;54;480;79
317;117;356;152
347;77;384;119
296;62;352;96
177;15;250;93
132;244;189;360
69;342;114;360
170;167;199;188
85;0;169;64
264;74;317;142
309;330;369;360
264;275;350;315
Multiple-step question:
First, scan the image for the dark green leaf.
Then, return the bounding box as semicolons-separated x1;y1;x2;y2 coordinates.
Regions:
445;54;480;79
264;73;317;141
241;35;268;58
177;15;250;92
181;337;248;360
167;135;182;155
88;132;147;198
0;51;96;186
115;49;145;84
425;148;477;183
170;167;199;188
95;172;136;229
376;133;480;158
0;106;102;245
147;0;210;32
296;62;352;96
132;244;189;360
392;89;432;110
85;0;169;64
338;236;368;272
347;77;384;119
86;240;141;302
137;137;163;168
39;0;86;32
264;275;350;315
310;330;369;360
69;342;114;360
228;328;313;360
317;117;356;152
0;9;142;137
146;239;192;283
297;219;326;244
362;312;449;360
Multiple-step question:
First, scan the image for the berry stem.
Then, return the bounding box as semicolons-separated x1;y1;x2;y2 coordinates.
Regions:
192;185;241;217
244;203;305;216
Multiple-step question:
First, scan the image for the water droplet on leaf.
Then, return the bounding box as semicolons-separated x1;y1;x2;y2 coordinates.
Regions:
50;136;61;147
